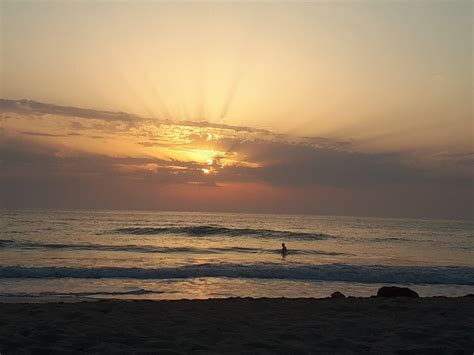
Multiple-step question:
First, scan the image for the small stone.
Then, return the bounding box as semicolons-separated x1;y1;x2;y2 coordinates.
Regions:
331;291;346;299
376;286;419;298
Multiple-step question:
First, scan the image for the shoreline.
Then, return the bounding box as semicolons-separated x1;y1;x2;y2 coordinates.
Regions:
1;296;473;353
0;293;473;303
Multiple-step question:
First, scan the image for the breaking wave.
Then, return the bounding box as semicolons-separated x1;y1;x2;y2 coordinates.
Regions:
0;289;164;298
110;225;333;240
1;264;472;285
0;239;344;256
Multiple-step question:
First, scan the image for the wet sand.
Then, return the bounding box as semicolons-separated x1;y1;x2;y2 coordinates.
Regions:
1;297;473;353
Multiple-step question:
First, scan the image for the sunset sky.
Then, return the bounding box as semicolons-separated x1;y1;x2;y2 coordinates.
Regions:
1;1;472;219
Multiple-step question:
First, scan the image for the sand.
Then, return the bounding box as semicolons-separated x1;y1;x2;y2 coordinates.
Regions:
0;297;473;354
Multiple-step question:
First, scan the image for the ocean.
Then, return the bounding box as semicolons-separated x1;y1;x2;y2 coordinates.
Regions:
0;210;472;301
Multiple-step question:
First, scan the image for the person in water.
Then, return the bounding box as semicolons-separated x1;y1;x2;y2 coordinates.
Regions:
281;243;288;257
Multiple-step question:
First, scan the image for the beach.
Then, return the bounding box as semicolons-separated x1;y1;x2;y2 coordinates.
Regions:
2;0;473;353
1;211;473;353
1;296;473;353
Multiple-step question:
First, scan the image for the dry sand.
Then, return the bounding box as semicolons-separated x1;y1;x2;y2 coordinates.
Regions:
0;297;473;354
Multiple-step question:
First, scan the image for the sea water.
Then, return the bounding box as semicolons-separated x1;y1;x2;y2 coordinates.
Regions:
0;210;472;301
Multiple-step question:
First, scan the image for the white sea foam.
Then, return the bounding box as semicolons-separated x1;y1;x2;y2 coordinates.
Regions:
0;264;472;285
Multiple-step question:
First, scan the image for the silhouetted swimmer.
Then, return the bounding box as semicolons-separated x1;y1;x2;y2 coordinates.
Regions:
281;243;288;257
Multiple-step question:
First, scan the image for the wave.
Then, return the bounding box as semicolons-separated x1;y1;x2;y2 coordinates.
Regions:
0;263;472;285
370;237;412;242
0;289;163;298
0;239;15;246
369;237;439;243
110;225;332;240
0;239;344;256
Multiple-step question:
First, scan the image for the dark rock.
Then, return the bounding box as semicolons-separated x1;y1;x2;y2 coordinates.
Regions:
331;291;346;299
376;286;419;298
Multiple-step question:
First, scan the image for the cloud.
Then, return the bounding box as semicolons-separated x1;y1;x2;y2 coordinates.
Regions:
1;98;472;218
0;130;215;186
0;98;270;134
0;99;139;122
434;151;474;168
20;131;70;137
212;139;472;188
2;121;470;189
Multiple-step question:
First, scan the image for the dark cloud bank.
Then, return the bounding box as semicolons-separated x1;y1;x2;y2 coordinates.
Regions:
1;99;472;220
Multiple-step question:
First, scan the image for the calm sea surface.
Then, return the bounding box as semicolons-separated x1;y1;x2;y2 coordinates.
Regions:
0;210;472;301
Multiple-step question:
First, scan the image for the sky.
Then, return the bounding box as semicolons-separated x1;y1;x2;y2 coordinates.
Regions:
0;0;472;219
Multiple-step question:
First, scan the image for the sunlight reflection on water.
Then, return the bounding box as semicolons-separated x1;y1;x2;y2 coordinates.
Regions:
1;210;473;300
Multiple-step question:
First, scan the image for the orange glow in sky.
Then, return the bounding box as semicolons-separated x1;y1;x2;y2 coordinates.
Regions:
0;1;472;219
